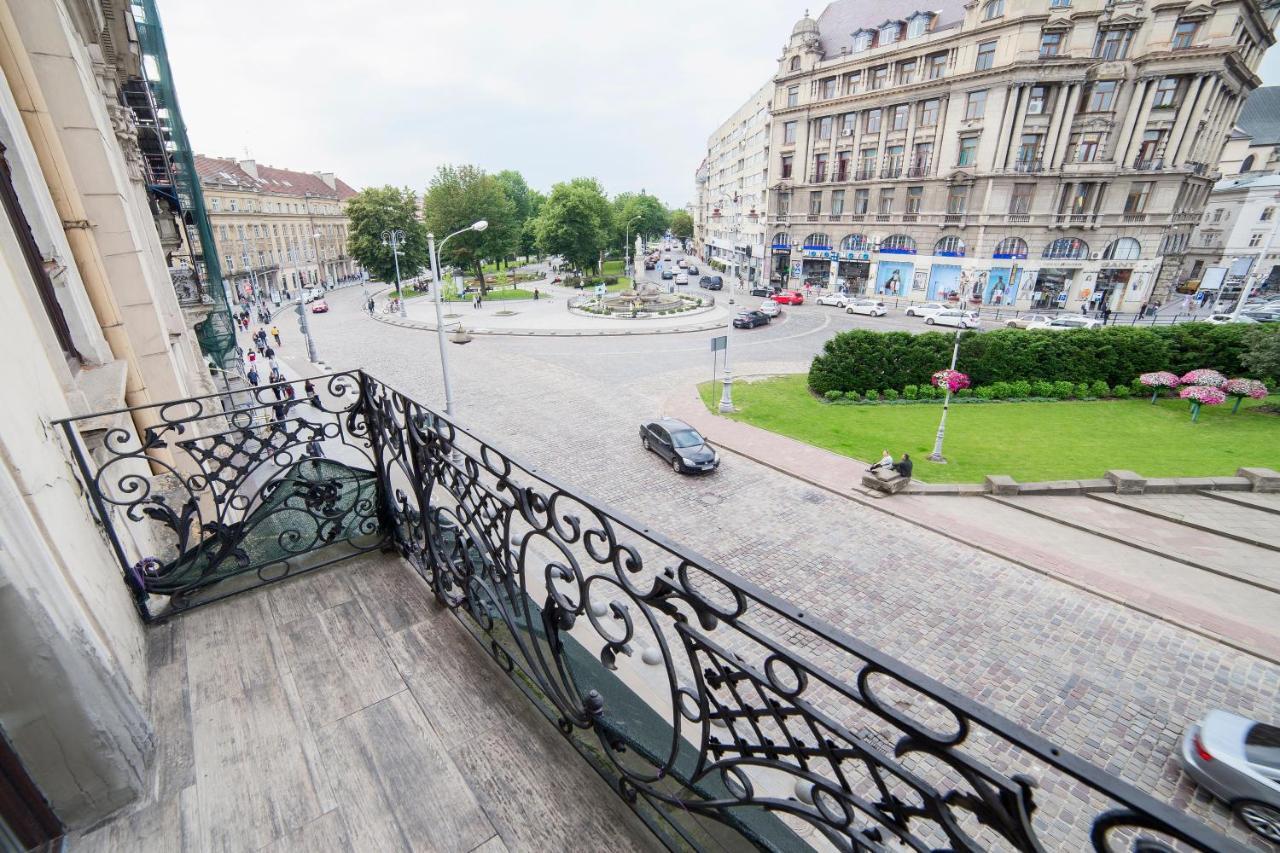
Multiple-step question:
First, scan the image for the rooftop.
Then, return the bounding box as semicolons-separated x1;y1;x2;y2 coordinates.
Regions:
814;0;967;56
194;155;358;201
1236;85;1280;146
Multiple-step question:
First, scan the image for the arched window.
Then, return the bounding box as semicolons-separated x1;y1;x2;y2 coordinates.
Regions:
853;30;874;52
840;233;871;251
982;0;1004;20
803;232;832;248
789;56;802;71
1102;237;1141;260
934;236;966;256
1042;237;1089;260
880;234;917;253
771;232;791;247
1241;154;1256;173
992;237;1028;258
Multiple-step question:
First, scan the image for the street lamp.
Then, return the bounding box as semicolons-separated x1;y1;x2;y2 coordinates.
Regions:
428;220;488;421
381;228;408;318
927;328;963;464
718;290;736;413
624;215;641;279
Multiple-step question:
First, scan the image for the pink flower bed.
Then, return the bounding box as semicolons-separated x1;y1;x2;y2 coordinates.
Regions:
1179;386;1226;405
1180;369;1226;387
931;369;970;392
1138;371;1180;388
1222;378;1268;399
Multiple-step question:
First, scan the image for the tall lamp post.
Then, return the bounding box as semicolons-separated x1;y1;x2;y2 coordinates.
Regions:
927;328;963;463
718;290;736;413
624;215;641;279
381;228;408;318
428;220;488;420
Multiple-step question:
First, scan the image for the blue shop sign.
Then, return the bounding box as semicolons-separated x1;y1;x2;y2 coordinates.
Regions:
771;243;792;252
993;251;1028;260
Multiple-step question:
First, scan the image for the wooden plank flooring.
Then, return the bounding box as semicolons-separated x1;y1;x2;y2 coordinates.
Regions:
68;554;661;852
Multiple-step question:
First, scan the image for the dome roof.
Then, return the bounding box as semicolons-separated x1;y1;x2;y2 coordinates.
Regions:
792;12;820;37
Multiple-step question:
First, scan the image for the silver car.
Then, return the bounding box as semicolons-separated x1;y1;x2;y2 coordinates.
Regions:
1178;710;1280;843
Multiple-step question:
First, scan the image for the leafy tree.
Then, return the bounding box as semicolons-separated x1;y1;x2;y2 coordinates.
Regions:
669;209;694;239
345;186;428;285
421;165;517;289
519;190;546;259
1243;326;1280;380
494;170;536;266
611;192;669;248
533;178;613;274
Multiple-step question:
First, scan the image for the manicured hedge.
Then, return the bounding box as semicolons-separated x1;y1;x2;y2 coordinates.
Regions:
808;324;1278;396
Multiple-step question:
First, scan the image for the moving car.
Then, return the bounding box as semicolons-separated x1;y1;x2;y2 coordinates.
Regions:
906;301;947;318
699;275;724;290
686;264;699;275
1243;310;1280;323
674;272;689;285
925;309;980;329
772;290;805;305
661;269;675;280
733;310;770;329
677;258;688;268
643;260;655;270
750;285;776;297
1178;710;1280;843
663;254;672;261
1031;316;1099;330
311;300;329;313
640;418;719;474
846;299;887;317
815;292;849;308
757;299;781;317
1005;313;1055;329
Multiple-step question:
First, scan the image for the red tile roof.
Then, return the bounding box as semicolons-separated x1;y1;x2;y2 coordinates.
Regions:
194;154;358;201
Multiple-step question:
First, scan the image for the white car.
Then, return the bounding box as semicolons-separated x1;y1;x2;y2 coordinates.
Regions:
846;299;887;317
1005;313;1055;329
757;299;781;317
1207;313;1258;324
906;301;947;318
926;309;981;329
674;272;689;285
815;292;849;308
663;254;672;261
677;258;688;268
1031;316;1100;330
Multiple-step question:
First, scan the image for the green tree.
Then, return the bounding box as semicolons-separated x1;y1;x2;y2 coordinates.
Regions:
345;186;428;285
669;209;694;239
519;190;546;259
494;170;535;266
1242;326;1280;380
421;165;517;290
533;178;613;274
611;192;669;248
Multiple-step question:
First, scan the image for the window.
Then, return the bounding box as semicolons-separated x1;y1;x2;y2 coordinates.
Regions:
993;237;1028;257
841;233;871;251
229;199;238;212
919;99;940;126
1017;133;1042;164
814;153;829;181
880;23;900;44
1010;183;1035;214
853;30;874;52
1086;80;1117;112
976;40;997;71
1249;232;1264;247
781;155;794;179
831;190;846;214
926;52;947;80
772;232;790;247
1135;129;1166;166
1050;0;1070;6
1124;182;1153;213
1102;237;1141;260
1043;237;1089;259
878;189;895;214
946;186;969;214
822;77;838;99
958;136;979;166
881;234;916;252
210;197;221;211
965;90;987;119
1027;85;1049;115
790;56;801;71
853;188;870;214
237;224;246;240
1263;207;1275;222
1172;19;1199;50
1070;131;1105;162
906;186;923;213
891;105;909;131
1213;208;1224;222
809;191;823;215
885;145;904;175
911;142;933;173
982;0;1004;20
844;72;861;94
1040;32;1062;57
1094;28;1133;60
1153;77;1180;108
864;109;882;133
907;14;929;38
787;86;799;107
870;66;888;90
899;60;916;85
836;150;851;180
778;192;792;213
818;116;834;140
784;121;797;144
935;236;966;255
858;147;877;176
840;113;856;135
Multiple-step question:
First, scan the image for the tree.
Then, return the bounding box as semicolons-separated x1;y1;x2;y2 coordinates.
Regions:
421;165;517;290
519;190;546;259
495;170;536;266
345;186;428;285
534;178;612;274
611;192;669;249
1242;326;1280;381
670;209;694;239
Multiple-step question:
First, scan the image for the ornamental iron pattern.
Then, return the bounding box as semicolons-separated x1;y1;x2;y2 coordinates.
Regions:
60;370;1241;851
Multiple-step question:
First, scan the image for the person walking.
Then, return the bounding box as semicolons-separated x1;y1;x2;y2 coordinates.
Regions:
1101;306;1112;325
1138;302;1147;319
247;365;259;387
264;344;275;361
271;325;281;346
283;384;296;402
304;380;321;409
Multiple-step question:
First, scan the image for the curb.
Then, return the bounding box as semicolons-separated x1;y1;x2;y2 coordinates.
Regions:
367;310;725;337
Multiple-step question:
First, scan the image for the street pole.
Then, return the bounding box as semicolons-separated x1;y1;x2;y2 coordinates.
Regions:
426;220;488;424
382;228;407;318
718;289;735;412
624;215;640;280
927;328;962;463
296;291;319;364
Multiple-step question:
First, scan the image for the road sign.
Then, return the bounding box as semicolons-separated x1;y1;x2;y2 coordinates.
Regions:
710;335;727;352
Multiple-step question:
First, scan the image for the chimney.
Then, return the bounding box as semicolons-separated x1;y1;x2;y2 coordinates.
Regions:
314;171;336;190
237;158;258;179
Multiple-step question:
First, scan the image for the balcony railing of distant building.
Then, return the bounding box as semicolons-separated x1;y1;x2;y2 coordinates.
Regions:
1012;157;1044;174
906;161;931;178
1132;156;1165;171
855;166;875;180
56;370;1243;853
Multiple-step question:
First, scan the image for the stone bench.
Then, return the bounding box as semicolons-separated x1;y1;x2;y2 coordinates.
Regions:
861;468;910;494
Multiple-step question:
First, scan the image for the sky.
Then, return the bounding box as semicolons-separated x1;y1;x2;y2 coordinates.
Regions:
158;0;805;209
159;1;1280;209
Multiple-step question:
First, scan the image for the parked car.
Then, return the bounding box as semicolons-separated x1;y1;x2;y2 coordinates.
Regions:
661;269;675;280
906;301;947;318
1243;310;1280;323
1031;316;1099;330
757;299;781;317
846;299;887;317
733;310;771;329
772;290;805;305
310;300;329;313
926;309;980;329
640;418;719;474
750;285;776;297
675;272;689;285
1005;313;1055;329
699;275;724;290
815;292;849;308
686;264;699;275
1178;710;1280;843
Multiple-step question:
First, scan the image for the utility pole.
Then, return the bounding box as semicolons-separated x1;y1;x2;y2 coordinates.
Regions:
382;228;408;318
295;291;319;364
927;328;962;464
718;288;736;413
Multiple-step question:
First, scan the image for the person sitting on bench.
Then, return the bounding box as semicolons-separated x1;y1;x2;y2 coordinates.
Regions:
891;453;913;479
869;449;893;472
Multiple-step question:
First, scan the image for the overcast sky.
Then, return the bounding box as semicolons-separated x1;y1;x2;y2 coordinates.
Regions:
159;0;1280;209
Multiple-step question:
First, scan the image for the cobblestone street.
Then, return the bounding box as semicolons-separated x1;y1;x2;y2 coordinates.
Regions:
285;285;1279;848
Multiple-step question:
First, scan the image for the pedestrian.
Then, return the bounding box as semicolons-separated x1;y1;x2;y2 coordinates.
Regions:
246;350;257;369
247;366;259;387
305;438;325;458
284;383;296;402
271;402;286;432
1153;300;1161;312
271;325;281;346
1102;306;1112;325
1080;303;1088;315
264;344;275;360
270;382;283;401
1138;302;1147;319
304;380;321;408
367;297;375;313
534;288;540;301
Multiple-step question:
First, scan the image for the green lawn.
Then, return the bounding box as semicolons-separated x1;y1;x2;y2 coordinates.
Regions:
601;259;624;275
443;287;539;302
698;374;1280;484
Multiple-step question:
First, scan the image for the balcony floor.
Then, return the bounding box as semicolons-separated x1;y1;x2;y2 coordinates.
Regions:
71;553;661;852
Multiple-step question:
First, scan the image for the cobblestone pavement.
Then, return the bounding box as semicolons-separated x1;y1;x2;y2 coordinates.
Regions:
282;285;1280;850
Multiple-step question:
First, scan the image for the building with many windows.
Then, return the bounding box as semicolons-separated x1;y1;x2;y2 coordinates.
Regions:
694;80;773;284
195;156;359;303
756;0;1276;312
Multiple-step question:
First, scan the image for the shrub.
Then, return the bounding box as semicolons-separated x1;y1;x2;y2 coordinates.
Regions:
987;381;1013;399
1031;380;1054;398
824;390;843;401
604;276;619;286
1076;382;1092;399
882;388;899;401
976;385;998;400
864;389;879;402
956;388;974;398
565;274;582;288
1112;384;1132;399
902;384;918;400
1052;380;1075;399
844;390;861;402
1131;376;1145;394
1010;380;1031;399
1090;379;1110;398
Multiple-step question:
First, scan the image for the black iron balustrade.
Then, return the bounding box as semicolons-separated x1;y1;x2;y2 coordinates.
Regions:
61;370;1244;851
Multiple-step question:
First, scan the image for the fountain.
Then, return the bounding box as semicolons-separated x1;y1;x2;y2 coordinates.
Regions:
599;282;687;315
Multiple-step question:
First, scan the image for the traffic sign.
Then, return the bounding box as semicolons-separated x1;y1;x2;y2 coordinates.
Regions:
710;335;727;352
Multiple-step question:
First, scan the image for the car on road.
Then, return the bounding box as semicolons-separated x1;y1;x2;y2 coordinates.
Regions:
661;269;675;280
733;310;771;329
674;272;689;285
757;299;781;318
846;299;887;317
815;292;849;308
1031;316;1099;330
677;258;688;268
640;418;719;474
663;254;672;261
1178;709;1280;843
311;300;329;313
925;309;980;329
750;285;777;297
772;290;805;305
699;275;723;290
905;301;947;318
1243;310;1280;323
643;260;655;270
686;264;699;275
1005;313;1055;329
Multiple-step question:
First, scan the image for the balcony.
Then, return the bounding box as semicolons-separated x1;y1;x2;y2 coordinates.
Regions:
854;167;875;180
806;212;821;221
1133;157;1165;171
879;167;902;179
906;164;930;178
54;372;1235;853
1012;158;1044;174
1055;212;1098;227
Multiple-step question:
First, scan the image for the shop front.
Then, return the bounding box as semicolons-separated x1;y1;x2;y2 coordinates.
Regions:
837;254;871;293
1031;268;1077;309
1095;268;1131;309
770;236;791;285
875;260;913;296
926;264;963;300
985;267;1022;305
801;248;834;288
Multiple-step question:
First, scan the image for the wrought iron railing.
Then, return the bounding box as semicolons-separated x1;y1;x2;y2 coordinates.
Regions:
64;370;1244;851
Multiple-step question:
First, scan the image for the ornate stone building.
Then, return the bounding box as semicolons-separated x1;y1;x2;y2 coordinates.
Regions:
761;0;1277;311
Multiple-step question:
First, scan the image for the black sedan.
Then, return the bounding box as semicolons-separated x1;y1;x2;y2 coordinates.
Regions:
686;264;700;275
733;310;771;329
661;269;675;280
750;285;777;297
699;275;723;290
640;418;719;474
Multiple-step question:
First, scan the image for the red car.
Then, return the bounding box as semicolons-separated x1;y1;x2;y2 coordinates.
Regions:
311;300;329;313
772;290;805;305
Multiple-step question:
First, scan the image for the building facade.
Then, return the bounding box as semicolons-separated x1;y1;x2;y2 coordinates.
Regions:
195;156;359;303
1184;172;1280;303
760;0;1275;312
694;80;773;284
